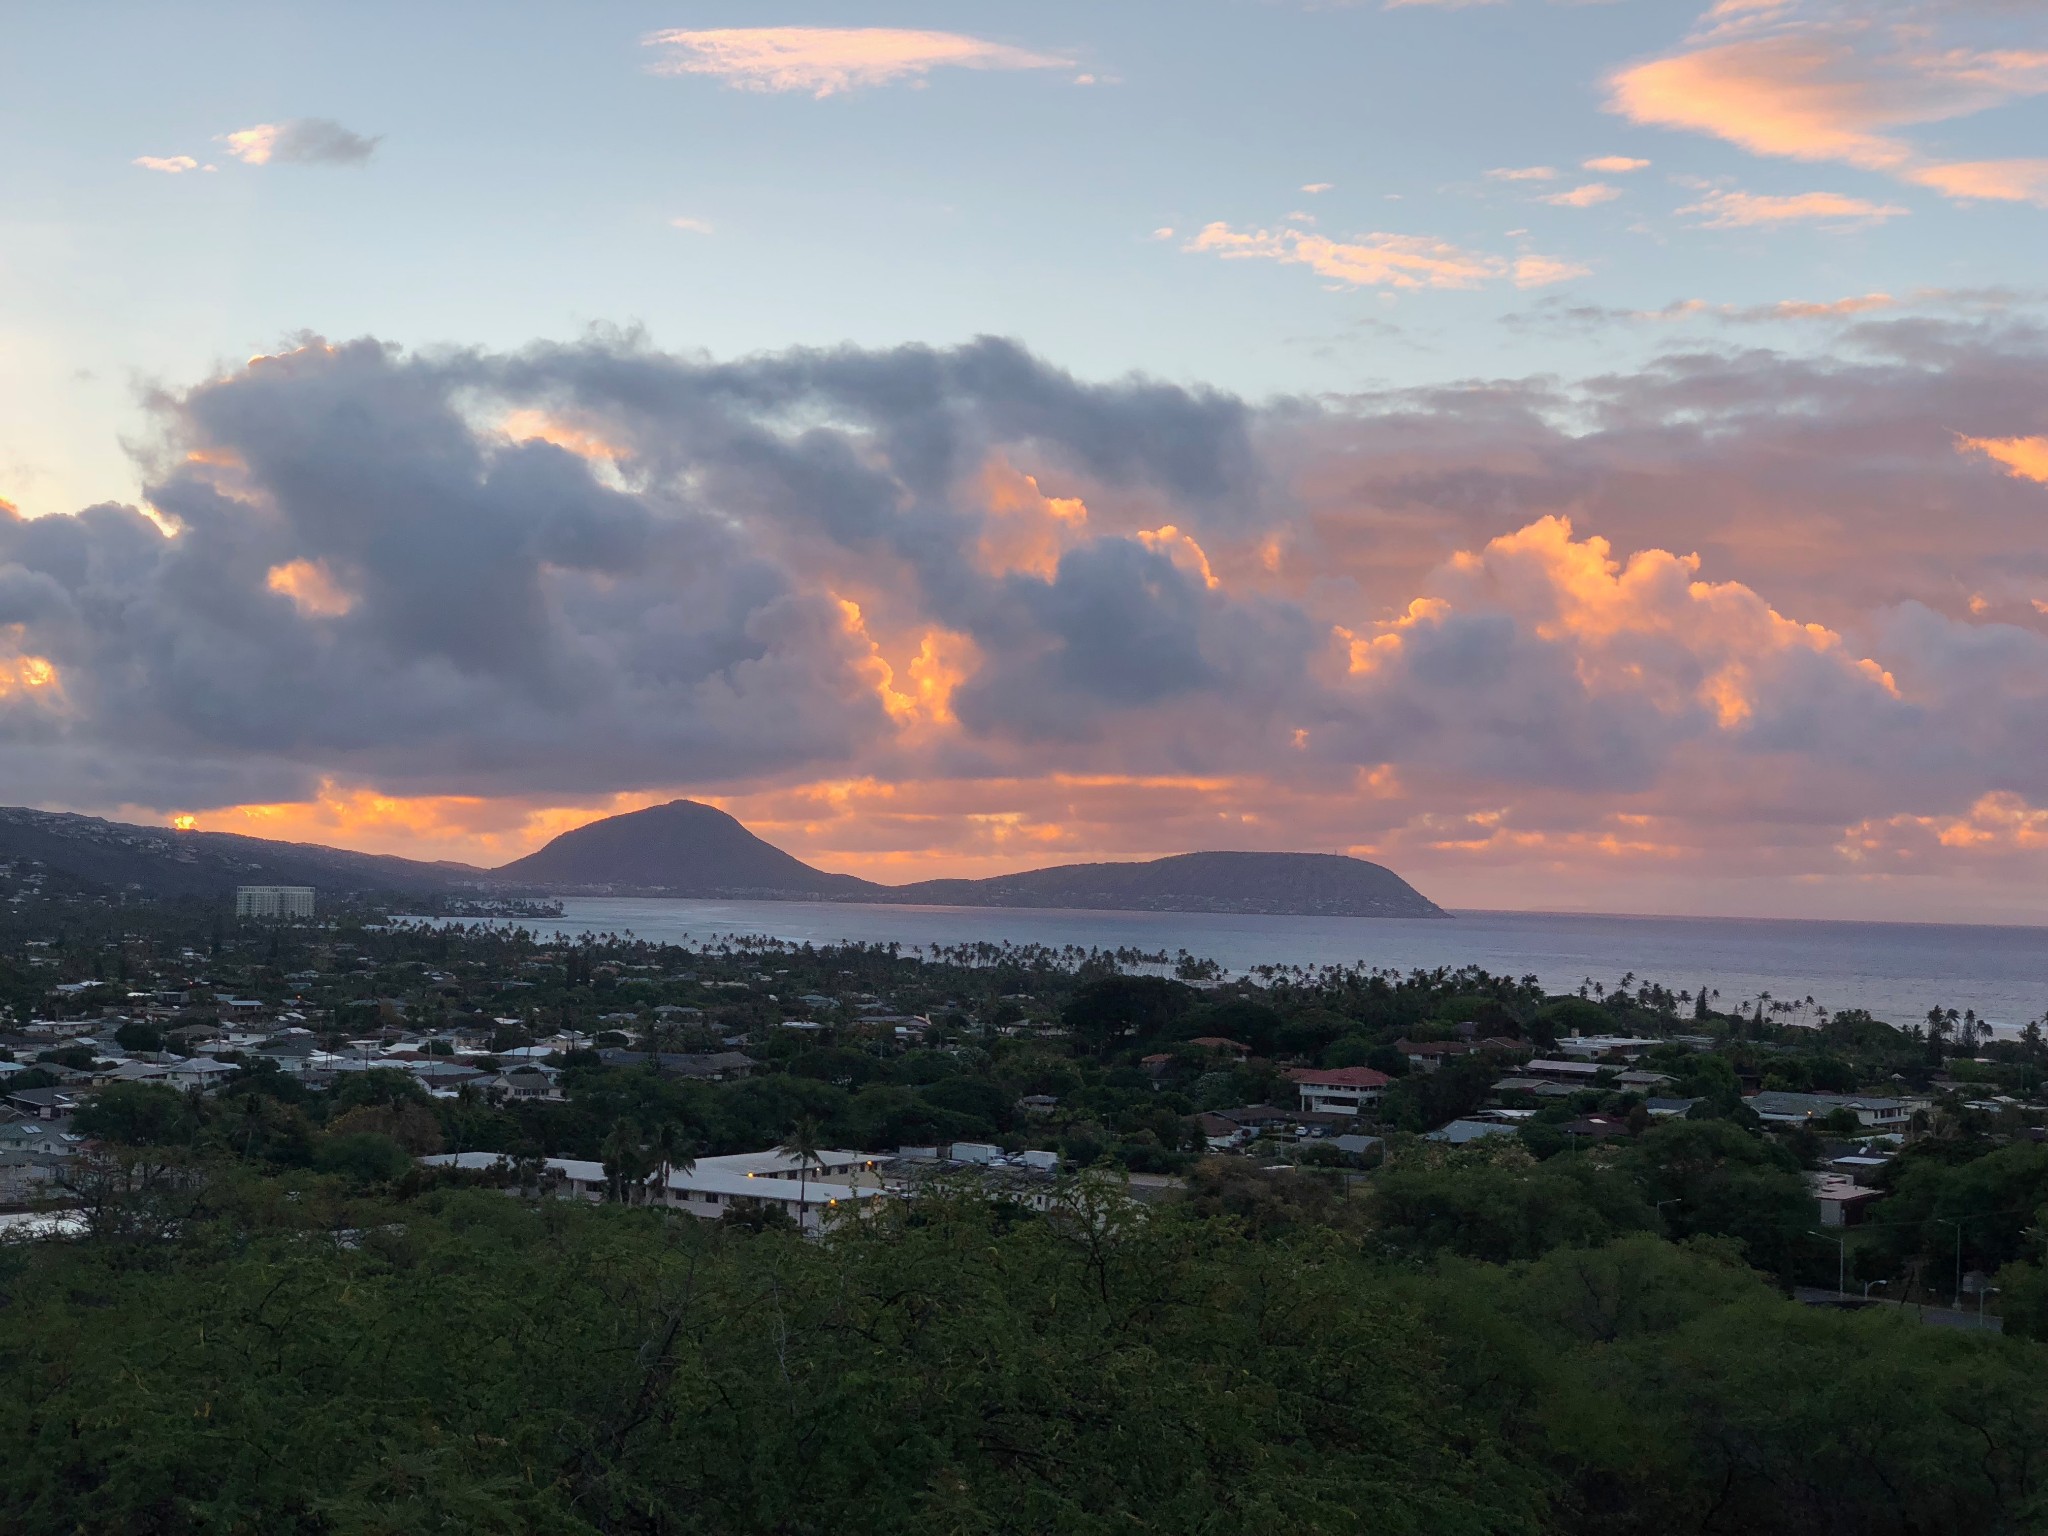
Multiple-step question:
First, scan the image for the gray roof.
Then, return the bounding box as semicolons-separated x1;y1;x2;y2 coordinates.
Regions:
1427;1120;1521;1145
1748;1091;1905;1117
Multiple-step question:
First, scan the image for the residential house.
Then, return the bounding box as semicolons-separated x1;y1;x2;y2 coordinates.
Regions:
0;1149;66;1204
485;1065;564;1104
1287;1066;1389;1117
1394;1039;1473;1074
1810;1171;1885;1227
1745;1092;1911;1131
5;1085;86;1120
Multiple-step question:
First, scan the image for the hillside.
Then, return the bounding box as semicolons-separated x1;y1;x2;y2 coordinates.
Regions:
887;850;1446;919
0;807;466;899
0;799;1447;918
492;800;878;898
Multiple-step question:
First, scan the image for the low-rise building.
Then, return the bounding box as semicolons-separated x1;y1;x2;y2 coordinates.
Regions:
1287;1066;1389;1117
1746;1091;1911;1131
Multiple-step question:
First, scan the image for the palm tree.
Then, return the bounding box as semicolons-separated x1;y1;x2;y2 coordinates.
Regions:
651;1122;696;1208
600;1118;650;1204
780;1116;823;1229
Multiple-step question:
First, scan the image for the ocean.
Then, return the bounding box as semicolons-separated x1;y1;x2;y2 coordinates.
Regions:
421;898;2048;1037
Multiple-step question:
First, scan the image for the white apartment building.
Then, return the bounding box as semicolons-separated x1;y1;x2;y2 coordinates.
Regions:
236;885;316;919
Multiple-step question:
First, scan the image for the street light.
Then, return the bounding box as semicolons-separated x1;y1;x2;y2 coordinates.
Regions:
1811;1228;1847;1297
1863;1279;1888;1299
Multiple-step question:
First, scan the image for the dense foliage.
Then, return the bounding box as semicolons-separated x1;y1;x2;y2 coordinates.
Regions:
3;1163;2046;1534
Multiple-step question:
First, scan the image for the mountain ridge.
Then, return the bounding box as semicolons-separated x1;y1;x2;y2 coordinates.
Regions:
0;799;1448;918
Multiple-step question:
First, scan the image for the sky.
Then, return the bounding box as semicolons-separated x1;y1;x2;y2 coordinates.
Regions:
2;0;2047;922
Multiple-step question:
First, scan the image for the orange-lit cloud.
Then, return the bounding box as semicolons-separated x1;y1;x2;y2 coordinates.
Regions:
1678;188;1906;227
640;27;1072;97
133;155;205;174
1511;255;1593;288
1487;165;1559;182
832;597;974;728
265;559;354;618
1583;155;1650;174
1135;525;1221;589
1608;9;2048;206
1906;158;2048;207
1541;183;1622;208
1956;434;2048;486
1839;793;2048;867
1185;222;1584;291
977;458;1089;578
0;654;59;701
501;408;627;463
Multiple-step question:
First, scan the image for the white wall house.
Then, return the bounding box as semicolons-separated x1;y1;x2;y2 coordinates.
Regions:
1286;1067;1390;1117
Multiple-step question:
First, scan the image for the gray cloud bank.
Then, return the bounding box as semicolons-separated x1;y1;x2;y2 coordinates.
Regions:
2;327;2046;874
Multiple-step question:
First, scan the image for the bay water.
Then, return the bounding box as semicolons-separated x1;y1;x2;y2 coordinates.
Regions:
437;898;2048;1037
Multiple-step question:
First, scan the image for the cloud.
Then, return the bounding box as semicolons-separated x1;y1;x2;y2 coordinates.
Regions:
1511;254;1593;286
1728;291;1896;319
1541;182;1623;207
1487;165;1559;181
132;155;203;174
1957;434;2048;484
1583;155;1651;173
1677;187;1907;225
15;328;2048;918
1300;182;1334;194
1904;157;2048;206
1184;222;1583;291
1607;4;2048;204
669;216;715;234
1185;223;1504;289
220;118;380;166
640;27;1072;97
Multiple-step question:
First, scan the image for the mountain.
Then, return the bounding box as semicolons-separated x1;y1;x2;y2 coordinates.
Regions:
492;800;877;898
886;851;1446;919
0;798;1447;918
0;806;467;899
494;802;1445;917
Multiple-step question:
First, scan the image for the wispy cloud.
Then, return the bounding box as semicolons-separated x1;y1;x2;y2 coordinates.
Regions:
1511;254;1593;288
1607;3;2048;206
1583;155;1651;173
1728;291;1895;320
1542;182;1623;207
132;155;206;174
1184;221;1583;290
220;118;380;166
669;216;715;234
640;27;1072;97
1186;223;1505;289
1300;182;1334;194
1487;165;1559;182
1678;187;1906;227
